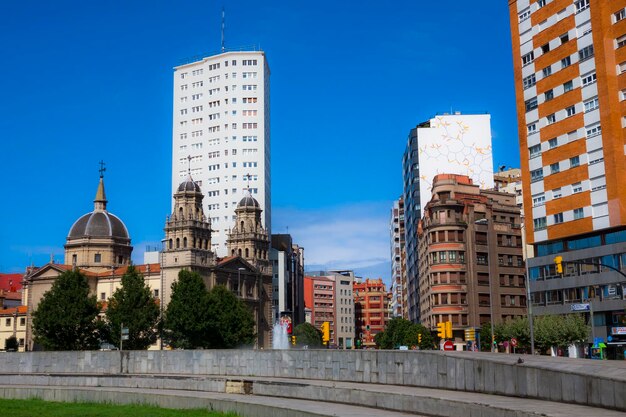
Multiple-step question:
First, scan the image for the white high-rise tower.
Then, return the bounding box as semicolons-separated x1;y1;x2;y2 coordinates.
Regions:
172;50;271;255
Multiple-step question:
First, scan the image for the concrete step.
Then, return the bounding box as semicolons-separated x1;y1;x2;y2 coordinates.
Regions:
1;373;623;417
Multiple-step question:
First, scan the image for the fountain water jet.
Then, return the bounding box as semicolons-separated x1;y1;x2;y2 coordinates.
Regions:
272;320;290;350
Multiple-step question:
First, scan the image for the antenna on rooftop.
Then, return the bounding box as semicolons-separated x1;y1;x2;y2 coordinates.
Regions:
221;6;226;53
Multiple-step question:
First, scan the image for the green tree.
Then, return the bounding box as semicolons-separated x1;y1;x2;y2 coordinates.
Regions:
374;318;435;350
479;323;494;351
32;269;101;350
293;322;322;347
163;270;211;349
4;335;18;351
561;314;588;346
206;285;256;348
105;265;160;350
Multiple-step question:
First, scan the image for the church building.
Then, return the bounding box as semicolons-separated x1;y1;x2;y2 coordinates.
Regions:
21;167;272;350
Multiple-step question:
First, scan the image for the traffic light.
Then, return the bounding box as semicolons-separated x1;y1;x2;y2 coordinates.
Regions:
445;321;452;339
291;335;297;345
436;322;446;339
418;333;422;344
321;321;330;343
554;256;563;274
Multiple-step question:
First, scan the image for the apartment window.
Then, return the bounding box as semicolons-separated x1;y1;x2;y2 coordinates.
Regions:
561;56;571;69
532;193;546;207
541;43;550;54
553;213;564;224
572;182;583;193
553;188;562;199
529;144;541;158
534;217;547;230
575;0;589;13
537;0;546;7
548;138;557;148
619;62;626;74
574;208;584;220
542;66;552;77
523;74;536;89
544;89;554;101
560;33;569;44
547;113;556;124
584;97;599;112
581;72;597;86
527;123;537;135
615;8;626;23
586;124;602;137
618;35;626;49
564;80;574;92
579;45;594;61
519;8;531;22
531;168;544;182
566;105;576;117
522;52;535;66
550;163;560;174
570;156;580;168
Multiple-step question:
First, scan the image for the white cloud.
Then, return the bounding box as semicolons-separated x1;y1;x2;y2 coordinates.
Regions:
272;202;392;278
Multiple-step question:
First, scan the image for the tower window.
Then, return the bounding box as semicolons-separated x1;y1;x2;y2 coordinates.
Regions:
94;254;101;263
118;255;123;264
183;237;187;248
176;238;180;248
169;239;173;249
72;254;77;265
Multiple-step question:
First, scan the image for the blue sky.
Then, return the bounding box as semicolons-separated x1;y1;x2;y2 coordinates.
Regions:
0;1;519;284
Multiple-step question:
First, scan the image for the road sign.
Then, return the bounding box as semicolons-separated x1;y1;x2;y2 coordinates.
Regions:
121;327;129;335
511;338;518;347
121;335;129;341
443;340;454;351
571;303;590;312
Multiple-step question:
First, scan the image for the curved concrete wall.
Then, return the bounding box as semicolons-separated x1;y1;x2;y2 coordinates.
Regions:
1;350;624;411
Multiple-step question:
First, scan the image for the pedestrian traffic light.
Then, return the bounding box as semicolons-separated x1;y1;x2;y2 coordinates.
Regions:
437;322;446;339
554;256;563;274
321;321;330;342
418;333;422;344
445;321;452;339
291;335;297;345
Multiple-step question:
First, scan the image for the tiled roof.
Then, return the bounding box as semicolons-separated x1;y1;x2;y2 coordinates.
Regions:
0;291;21;301
217;256;237;266
0;273;23;292
0;305;27;316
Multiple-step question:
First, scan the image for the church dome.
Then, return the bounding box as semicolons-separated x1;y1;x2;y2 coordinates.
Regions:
177;174;201;193
68;211;129;239
238;194;260;208
67;174;130;240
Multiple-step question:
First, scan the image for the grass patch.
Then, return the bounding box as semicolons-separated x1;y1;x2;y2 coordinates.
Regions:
0;398;239;417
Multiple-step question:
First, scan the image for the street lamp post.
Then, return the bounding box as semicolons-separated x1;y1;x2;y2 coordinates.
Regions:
476;218;496;352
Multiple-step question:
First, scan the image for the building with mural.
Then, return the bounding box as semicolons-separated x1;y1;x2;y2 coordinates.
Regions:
403;113;494;322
